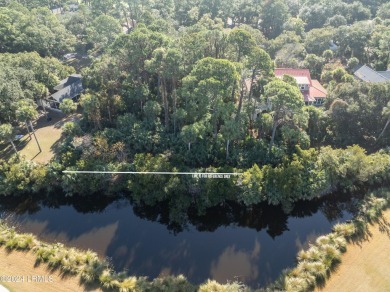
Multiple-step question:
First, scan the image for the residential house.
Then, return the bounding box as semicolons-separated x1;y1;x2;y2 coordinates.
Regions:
354;65;390;83
275;68;327;106
44;74;84;110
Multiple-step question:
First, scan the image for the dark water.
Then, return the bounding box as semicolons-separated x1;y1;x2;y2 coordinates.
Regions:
0;193;359;288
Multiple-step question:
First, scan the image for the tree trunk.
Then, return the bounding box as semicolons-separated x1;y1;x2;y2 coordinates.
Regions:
377;118;390;141
226;139;230;160
41;99;48;118
162;78;169;129
172;78;177;134
158;75;169;130
8;139;18;156
107;105;112;123
269;121;278;152
248;69;257;127
29;121;42;152
188;142;191;151
213;114;219;139
25;122;32;140
236;77;245;120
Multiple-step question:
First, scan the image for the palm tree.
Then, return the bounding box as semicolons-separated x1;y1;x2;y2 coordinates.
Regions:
377;101;390;141
16;100;42;152
0;123;18;156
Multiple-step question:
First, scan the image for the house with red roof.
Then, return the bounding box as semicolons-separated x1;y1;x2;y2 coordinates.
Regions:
275;68;327;106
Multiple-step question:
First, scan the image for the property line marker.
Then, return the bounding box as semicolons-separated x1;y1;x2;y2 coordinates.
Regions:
62;170;242;178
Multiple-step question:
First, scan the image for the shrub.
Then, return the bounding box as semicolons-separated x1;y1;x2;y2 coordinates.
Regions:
199;280;246;292
150;275;196;292
285;276;310;292
284;189;390;291
332;223;356;237
62;121;82;137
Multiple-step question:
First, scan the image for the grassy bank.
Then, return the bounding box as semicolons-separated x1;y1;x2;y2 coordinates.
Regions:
269;189;390;292
0;248;102;292
315;209;390;292
0;221;246;291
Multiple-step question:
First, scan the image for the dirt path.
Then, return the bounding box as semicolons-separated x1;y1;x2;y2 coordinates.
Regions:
0;249;102;292
316;209;390;292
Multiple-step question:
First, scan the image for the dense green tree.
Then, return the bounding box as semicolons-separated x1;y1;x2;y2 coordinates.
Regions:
260;0;290;39
181;57;240;138
80;93;102;130
262;147;327;206
59;98;77;115
15;99;41;152
334;21;373;61
246;47;274;122
326;14;347;28
143;100;161;127
0;52;73;124
239;164;264;205
283;17;305;37
146;47;184;130
299;3;333;31
87;15;122;50
305;106;329;148
378;2;390;19
304;28;334;56
0;4;75;57
303;54;325;79
322;50;334;62
220;118;243;160
180;122;206;151
62;121;82;137
369;25;390;70
377;101;390;141
63;5;92;37
263;79;305;151
228;28;256;62
0;123;18;155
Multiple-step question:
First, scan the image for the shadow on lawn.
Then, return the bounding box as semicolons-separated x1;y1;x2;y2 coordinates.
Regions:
378;215;390;238
0;136;31;161
0;110;79;162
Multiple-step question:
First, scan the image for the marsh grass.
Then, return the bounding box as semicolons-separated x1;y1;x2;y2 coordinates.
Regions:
283;190;390;292
198;280;247;292
0;220;198;291
332;223;356;237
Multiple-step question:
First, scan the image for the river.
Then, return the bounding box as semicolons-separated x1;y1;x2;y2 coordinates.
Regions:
0;192;358;289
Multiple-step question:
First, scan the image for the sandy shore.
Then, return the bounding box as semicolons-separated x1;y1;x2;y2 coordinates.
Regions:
0;249;102;292
316;209;390;292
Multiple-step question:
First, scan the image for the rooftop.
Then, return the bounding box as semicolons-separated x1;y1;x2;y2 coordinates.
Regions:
275;68;327;102
377;71;390;80
50;80;83;103
295;76;310;85
53;74;82;91
354;65;389;83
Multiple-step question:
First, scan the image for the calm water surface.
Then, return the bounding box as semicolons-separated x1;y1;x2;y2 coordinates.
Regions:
0;194;356;288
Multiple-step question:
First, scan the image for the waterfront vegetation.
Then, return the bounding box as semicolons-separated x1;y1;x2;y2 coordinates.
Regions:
1;0;390;290
0;221;239;291
278;190;390;292
0;189;388;291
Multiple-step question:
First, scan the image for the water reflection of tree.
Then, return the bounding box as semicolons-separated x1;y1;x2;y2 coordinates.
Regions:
0;193;118;216
318;191;364;222
0;187;367;238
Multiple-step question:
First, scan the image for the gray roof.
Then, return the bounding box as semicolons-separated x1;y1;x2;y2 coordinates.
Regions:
354;65;389;83
53;74;82;91
50;80;83;102
377;71;390;80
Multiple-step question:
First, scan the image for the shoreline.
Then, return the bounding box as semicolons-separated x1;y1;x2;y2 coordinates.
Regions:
315;209;390;291
0;248;102;292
